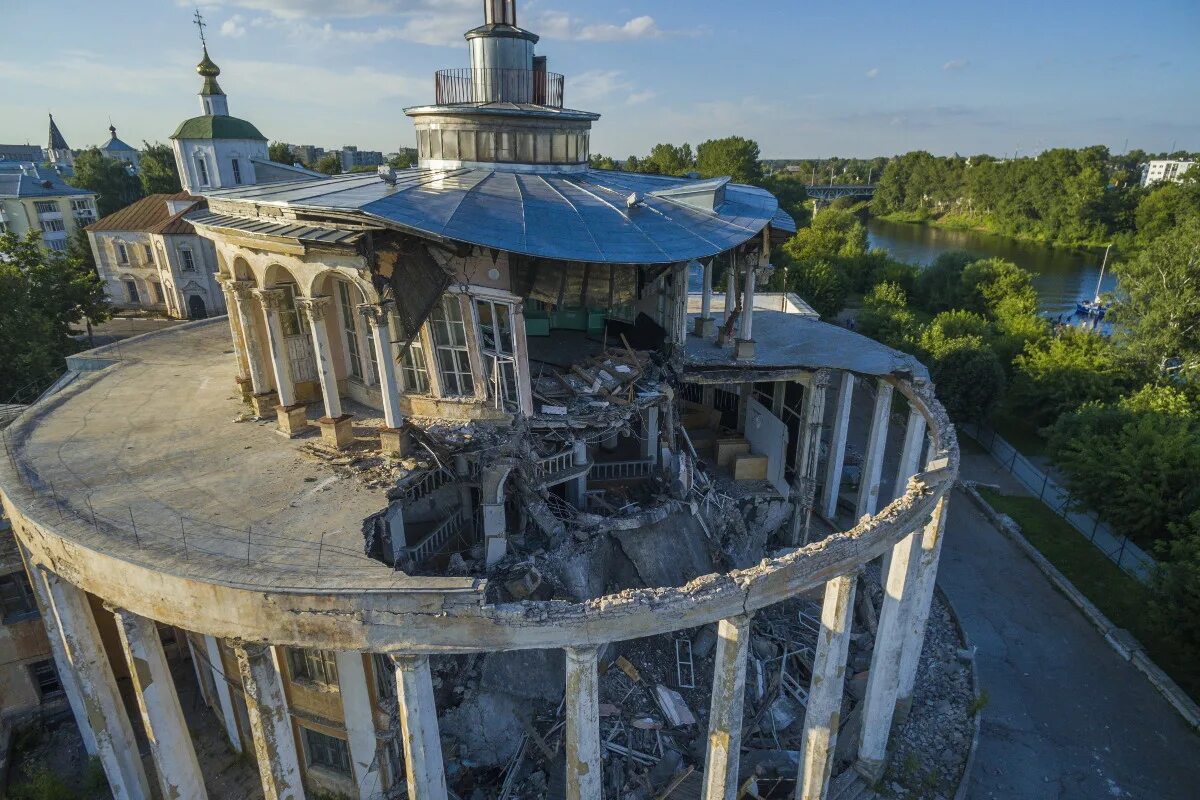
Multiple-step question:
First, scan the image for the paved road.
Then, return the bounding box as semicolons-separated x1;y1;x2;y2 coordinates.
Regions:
938;457;1200;799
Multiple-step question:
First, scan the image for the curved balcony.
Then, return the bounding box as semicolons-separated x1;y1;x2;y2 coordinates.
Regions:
434;67;565;107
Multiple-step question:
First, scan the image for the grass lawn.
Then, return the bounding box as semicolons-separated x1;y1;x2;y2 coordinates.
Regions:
978;487;1199;701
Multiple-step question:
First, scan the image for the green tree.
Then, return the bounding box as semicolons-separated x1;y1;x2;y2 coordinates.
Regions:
1009;328;1140;428
696;136;762;184
781;209;867;266
1133;181;1200;245
69;148;143;217
784;259;847;318
919;310;991;357
388;151;414;169
623;155;641;172
138;141;181;195
645;143;694;176
913;251;976;312
269;141;294;165
959;257;1039;318
857;282;921;351
1110;218;1200;380
929;337;1006;422
314;153;343;175
0;231;110;400
1150;512;1200;687
589;154;617;171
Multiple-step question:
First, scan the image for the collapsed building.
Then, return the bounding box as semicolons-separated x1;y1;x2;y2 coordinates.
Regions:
0;3;959;800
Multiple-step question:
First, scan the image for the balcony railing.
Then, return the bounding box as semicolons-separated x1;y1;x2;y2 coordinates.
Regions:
435;67;564;108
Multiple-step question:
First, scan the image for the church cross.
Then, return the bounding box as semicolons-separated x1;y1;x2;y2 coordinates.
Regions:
193;8;208;48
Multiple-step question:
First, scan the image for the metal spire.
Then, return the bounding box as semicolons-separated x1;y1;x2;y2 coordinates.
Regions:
193;8;208;48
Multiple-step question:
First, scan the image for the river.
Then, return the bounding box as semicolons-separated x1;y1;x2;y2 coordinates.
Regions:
866;217;1116;318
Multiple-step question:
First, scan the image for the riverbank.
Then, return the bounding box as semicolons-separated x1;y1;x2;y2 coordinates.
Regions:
872;210;1113;250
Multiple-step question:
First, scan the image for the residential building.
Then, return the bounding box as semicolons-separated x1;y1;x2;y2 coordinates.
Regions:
86;192;226;319
170;46;319;194
0;161;97;253
0;5;958;800
98;123;140;173
288;144;326;166
1141;159;1196;187
338;145;384;171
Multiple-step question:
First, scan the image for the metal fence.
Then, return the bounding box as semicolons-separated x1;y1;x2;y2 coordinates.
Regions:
960;421;1156;583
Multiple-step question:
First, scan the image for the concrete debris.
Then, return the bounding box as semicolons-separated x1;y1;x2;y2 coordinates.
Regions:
654;685;697;727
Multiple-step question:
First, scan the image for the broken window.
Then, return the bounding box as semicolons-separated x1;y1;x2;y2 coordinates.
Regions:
0;570;38;623
286;647;339;687
29;659;62;701
430;295;474;397
301;727;351;775
373;653;397;702
474;298;519;411
277;284;302;337
399;334;430;394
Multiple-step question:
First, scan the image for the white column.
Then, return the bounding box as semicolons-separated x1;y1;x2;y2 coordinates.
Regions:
254;288;298;408
41;570;152;799
790;371;831;545
335;651;383;800
896;495;949;717
564;645;602;800
360;303;404;429
701;614;752;800
700;258;713;321
20;550;97;757
298;296;342;420
221;282;251;380
855;379;894;521
482;502;507;567
797;574;857;800
891;407;927;502
511;302;535;417
113;609;208;800
204;635;242;753
723;261;737;324
739;263;756;342
642;405;660;462
568;439;589;509
821;373;855;520
231;281;271;394
235;643;305;800
394;654;448;800
857;531;924;780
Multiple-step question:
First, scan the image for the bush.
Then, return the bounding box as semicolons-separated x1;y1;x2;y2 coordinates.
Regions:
928;337;1006;421
786;258;847;318
858;282;921;351
959;257;1039;318
9;768;75;800
1150;512;1200;689
1010;328;1141;428
913;250;975;312
919;310;992;358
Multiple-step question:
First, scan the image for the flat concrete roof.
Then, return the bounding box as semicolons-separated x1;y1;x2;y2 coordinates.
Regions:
683;311;930;381
5;320;473;592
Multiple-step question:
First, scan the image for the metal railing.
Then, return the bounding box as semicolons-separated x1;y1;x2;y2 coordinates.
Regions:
590;458;655;481
960;421;1156;582
400;507;469;568
434;67;564;107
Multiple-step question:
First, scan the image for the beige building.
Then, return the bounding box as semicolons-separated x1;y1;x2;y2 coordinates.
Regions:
87;192;227;319
0;161;97;253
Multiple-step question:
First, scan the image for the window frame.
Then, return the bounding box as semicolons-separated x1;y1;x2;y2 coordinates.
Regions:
29;659;63;701
116;242;129;265
336;281;365;381
33;200;58;215
194;153;210;187
301;727;352;776
180;247;196;272
232;158;242;185
399;332;430;394
286;647;339;688
277;284;302;336
125;279;140;304
429;295;474;397
0;570;39;623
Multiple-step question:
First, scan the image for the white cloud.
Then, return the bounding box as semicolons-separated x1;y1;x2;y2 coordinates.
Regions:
530;11;701;42
221;14;247;37
942;58;970;71
579;15;662;41
866;67;880;79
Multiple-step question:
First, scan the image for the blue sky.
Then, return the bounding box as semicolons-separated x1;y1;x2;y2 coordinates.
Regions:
2;0;1197;159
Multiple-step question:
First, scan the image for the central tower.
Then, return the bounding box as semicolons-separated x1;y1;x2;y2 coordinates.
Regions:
404;0;599;171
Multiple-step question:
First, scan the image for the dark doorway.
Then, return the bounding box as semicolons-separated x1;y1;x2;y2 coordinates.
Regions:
188;294;208;320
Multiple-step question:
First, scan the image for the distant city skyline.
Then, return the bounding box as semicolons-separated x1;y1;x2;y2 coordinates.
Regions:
1;0;1197;160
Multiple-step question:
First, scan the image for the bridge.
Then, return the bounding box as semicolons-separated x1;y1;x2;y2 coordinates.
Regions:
805;183;877;201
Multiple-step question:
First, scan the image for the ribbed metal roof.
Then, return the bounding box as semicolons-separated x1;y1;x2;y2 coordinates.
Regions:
187;211;369;245
203;167;793;264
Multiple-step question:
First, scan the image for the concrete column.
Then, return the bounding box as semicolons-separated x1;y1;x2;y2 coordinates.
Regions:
564;645;602;800
253;288;298;408
821;373;855;520
702;614;752;800
790;371;831;545
482;502;507;567
796;573;858;800
221;282;251;381
360;303;404;429
235;642;305;800
717;260;737;346
896;495;949;718
394;654;448;800
696;258;716;336
113;609;207;800
855;379;894;521
567;439;589;509
231;280;270;395
642;405;660;462
297;296;342;419
41;570;152;799
511;302;535;417
740;264;756;341
204;634;242;753
891;407;927;502
20;549;97;757
335;651;383;800
857;531;924;780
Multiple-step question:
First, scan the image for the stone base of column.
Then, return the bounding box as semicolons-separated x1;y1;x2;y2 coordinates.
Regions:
855;755;887;784
716;327;731;347
694;316;717;337
733;338;756;360
275;403;309;438
379;426;411;457
250;391;278;418
235;376;254;402
318;414;355;449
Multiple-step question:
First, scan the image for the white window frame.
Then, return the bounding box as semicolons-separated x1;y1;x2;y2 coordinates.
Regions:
33;200;58;214
336;281;365;381
39;218;65;233
179;246;196;272
399;329;430;394
116;242;129;265
194;153;210;187
473;297;519;411
429;295;474;397
47;238;68;252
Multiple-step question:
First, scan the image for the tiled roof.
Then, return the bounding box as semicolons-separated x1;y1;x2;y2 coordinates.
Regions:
86;191;200;233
